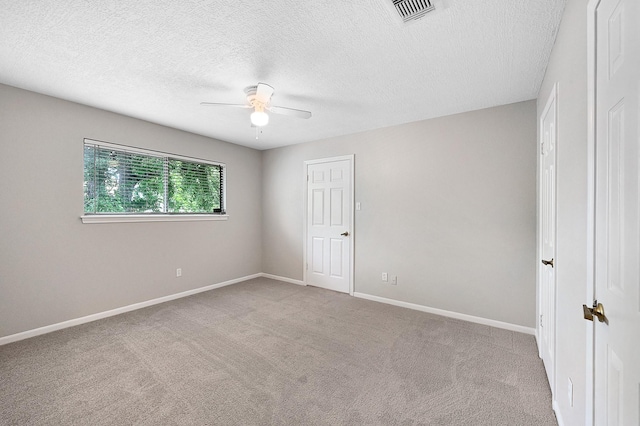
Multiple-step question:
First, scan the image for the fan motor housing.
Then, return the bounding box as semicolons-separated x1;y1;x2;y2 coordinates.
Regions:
245;85;269;108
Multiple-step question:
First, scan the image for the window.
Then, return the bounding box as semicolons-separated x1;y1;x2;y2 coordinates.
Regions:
82;139;226;223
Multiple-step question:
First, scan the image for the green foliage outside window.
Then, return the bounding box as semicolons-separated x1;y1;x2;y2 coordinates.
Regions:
84;143;224;214
168;160;221;213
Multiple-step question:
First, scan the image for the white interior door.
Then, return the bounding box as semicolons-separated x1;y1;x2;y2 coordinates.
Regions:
305;156;353;294
592;0;640;424
539;84;557;396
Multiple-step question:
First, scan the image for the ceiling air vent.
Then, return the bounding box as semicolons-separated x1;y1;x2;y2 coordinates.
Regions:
393;0;435;23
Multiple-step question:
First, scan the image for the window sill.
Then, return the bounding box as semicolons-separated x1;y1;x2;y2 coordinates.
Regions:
81;214;229;224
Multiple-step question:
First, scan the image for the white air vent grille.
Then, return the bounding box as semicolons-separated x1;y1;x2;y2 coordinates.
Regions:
393;0;435;22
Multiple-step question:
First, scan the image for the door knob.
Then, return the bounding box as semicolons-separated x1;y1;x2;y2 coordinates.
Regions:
583;301;608;325
541;258;554;267
341;231;349;236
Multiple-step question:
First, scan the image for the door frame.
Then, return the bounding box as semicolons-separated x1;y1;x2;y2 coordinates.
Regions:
303;155;355;295
585;1;598;424
537;82;558;397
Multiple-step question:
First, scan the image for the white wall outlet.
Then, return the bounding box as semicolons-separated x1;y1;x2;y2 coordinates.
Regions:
391;276;397;285
176;268;182;277
356;202;361;211
382;272;388;282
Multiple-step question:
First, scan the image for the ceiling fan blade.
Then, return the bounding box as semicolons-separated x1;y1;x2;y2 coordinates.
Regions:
268;105;312;119
200;102;250;108
255;83;274;103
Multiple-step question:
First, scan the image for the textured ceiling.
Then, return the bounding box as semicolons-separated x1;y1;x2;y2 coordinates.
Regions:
0;0;565;150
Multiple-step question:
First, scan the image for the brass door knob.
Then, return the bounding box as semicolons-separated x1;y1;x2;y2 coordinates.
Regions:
542;258;554;267
583;301;609;325
583;304;593;321
341;231;349;236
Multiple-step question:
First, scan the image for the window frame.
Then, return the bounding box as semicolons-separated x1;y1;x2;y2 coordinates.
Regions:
81;139;228;224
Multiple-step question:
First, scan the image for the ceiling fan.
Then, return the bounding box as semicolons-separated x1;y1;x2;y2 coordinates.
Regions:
201;83;312;127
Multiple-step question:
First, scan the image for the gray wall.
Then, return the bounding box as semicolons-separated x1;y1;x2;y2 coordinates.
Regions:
537;0;588;423
263;100;537;327
0;84;538;337
0;83;263;338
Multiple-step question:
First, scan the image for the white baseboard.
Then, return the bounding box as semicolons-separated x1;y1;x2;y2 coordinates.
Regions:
552;400;565;426
353;292;536;335
1;274;534;346
535;328;543;358
259;273;305;286
0;273;262;346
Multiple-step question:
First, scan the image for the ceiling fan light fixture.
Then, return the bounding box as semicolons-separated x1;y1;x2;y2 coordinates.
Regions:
201;82;311;129
250;110;269;127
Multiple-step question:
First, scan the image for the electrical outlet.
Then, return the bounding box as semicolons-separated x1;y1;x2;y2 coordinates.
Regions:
176;268;182;277
391;276;397;285
382;272;388;282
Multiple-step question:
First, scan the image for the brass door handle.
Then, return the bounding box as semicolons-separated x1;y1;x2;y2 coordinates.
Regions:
583;301;609;325
341;231;349;237
542;258;554;267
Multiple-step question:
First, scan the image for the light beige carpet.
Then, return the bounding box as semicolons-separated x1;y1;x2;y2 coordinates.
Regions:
0;278;556;425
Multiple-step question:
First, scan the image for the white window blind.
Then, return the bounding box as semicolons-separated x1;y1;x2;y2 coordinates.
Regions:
83;139;225;215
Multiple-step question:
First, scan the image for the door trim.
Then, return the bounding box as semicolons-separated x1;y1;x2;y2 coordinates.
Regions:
585;1;598;424
303;155;355;296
